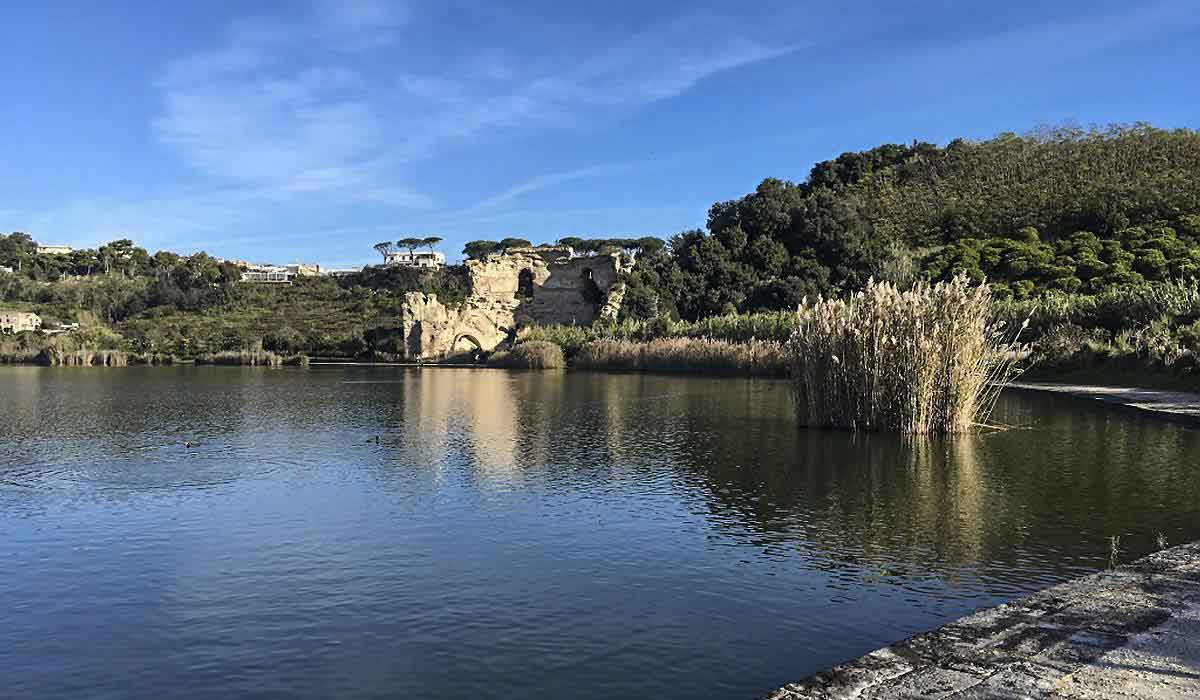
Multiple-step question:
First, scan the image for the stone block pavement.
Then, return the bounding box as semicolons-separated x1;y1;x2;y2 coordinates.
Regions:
765;544;1200;699
1006;382;1200;424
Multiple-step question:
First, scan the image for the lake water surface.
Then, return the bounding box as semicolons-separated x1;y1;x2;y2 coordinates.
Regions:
2;366;1199;699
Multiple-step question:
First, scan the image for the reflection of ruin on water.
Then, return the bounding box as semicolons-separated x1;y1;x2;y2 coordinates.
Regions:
343;370;1200;588
398;246;631;361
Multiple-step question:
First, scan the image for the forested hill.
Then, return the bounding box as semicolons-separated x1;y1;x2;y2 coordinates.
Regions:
625;124;1200;320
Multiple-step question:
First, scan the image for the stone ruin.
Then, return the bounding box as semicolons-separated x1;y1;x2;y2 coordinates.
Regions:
398;246;631;360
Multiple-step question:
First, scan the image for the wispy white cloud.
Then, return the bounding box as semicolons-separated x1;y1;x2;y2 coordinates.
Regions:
153;1;429;207
21;2;801;256
389;13;803;161
469;164;630;211
311;0;409;52
155;1;801;204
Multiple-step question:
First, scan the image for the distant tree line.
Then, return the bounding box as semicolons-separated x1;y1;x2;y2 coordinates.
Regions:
460;236;665;260
374;236;444;258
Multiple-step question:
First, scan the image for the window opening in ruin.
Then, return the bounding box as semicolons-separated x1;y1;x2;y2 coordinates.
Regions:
580;268;602;305
517;268;534;298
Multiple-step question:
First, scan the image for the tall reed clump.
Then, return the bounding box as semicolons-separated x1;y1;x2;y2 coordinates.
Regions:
575;337;789;376
788;275;1026;434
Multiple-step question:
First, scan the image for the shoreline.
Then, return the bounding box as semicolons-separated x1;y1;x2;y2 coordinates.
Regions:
6;357;1200;395
765;542;1200;699
1006;381;1200;425
764;383;1200;699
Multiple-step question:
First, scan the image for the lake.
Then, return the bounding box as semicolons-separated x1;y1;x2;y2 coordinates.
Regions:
2;366;1198;699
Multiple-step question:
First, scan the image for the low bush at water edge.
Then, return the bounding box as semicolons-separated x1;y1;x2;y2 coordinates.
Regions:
574;337;789;376
487;341;565;369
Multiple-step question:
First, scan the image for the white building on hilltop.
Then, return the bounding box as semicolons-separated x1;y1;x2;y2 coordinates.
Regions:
240;263;321;284
36;245;73;255
0;311;42;334
384;250;445;269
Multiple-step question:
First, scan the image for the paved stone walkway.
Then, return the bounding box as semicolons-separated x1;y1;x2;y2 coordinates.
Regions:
765;543;1200;698
1006;382;1200;424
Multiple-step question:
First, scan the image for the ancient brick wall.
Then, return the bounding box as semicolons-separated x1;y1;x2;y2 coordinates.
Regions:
399;247;629;360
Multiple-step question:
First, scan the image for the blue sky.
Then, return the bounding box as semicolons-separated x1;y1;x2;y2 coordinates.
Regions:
1;0;1197;266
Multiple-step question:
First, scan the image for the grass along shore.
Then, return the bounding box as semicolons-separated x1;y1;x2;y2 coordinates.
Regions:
5;277;1200;389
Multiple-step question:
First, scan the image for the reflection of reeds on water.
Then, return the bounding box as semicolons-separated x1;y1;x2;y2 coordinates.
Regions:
682;425;999;582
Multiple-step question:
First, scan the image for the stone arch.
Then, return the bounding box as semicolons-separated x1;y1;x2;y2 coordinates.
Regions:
517;268;534;299
452;334;484;363
453;334;482;352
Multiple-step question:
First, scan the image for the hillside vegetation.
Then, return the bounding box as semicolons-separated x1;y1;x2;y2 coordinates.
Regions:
621;124;1200;321
0;235;467;359
4;123;1200;379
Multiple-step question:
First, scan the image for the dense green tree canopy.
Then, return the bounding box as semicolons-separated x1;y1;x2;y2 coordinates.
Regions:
617;124;1200;319
462;240;501;259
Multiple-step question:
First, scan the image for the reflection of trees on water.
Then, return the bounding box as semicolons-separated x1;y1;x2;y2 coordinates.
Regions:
436;373;1200;587
659;388;1200;584
15;366;1197;588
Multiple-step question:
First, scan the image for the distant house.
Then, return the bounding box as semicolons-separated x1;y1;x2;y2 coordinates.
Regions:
323;268;361;278
36;245;73;255
41;321;79;336
240;263;321;284
0;265;13;274
290;263;321;277
384;250;445;269
0;311;42;334
241;265;295;284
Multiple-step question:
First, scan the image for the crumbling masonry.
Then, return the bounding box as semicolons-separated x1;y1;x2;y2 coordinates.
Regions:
398;246;630;360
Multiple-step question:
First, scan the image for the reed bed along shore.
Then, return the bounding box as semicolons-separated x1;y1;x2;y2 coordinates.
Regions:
788;276;1026;434
0;342;309;367
524;311;794;354
43;348;131;366
0;345;133;366
195;350;309;366
573;337;789;376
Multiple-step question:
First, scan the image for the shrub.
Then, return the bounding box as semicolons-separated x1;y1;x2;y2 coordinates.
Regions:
787;275;1027;434
490;341;565;369
574;337;788;376
523;325;593;357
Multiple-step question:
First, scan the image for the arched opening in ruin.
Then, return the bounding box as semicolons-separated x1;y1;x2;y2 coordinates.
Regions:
452;334;484;363
580;267;602;304
517;268;534;299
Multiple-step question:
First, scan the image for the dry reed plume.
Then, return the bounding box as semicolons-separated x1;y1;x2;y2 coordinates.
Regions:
788;275;1026;434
